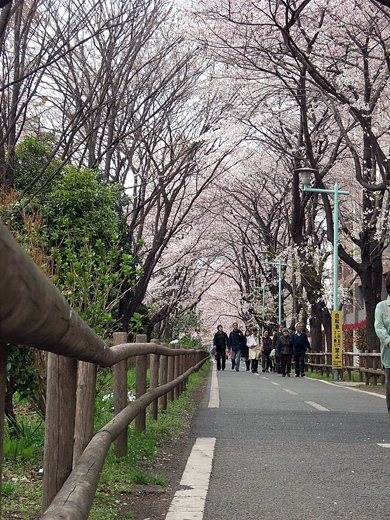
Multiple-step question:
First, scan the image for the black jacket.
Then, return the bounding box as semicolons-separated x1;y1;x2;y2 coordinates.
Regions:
291;332;311;354
276;334;293;356
213;331;229;350
228;329;246;352
272;331;283;349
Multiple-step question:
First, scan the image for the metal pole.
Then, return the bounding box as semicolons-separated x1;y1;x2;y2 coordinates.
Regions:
278;261;282;325
262;286;265;336
333;183;339;312
297;168;349;383
302;182;348;381
333;183;339;380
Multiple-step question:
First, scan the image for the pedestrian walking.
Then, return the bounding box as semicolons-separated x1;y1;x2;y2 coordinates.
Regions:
272;324;284;374
269;347;276;372
213;325;229;371
261;329;272;372
243;329;251;371
291;323;311;377
276;327;293;377
248;327;261;374
228;322;246;371
374;273;390;418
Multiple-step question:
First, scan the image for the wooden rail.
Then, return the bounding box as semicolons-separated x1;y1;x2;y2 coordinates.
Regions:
305;351;385;385
0;221;209;519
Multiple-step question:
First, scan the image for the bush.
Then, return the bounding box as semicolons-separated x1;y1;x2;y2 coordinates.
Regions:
342;320;367;352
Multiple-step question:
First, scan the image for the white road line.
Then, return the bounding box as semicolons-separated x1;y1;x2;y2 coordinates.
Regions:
208;363;219;408
270;381;280;386
305;400;330;412
165;437;216;520
377;443;390;448
284;389;299;396
315;378;386;399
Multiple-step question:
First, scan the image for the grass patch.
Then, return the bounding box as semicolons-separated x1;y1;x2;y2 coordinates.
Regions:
1;409;45;518
129;470;168;486
1;461;43;518
305;370;335;381
306;369;386;393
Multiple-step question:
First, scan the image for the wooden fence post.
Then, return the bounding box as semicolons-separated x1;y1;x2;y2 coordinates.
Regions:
149;339;160;420
0;343;6;517
135;334;147;432
73;361;97;466
113;332;129;456
159;349;168;411
359;353;364;382
167;345;175;403
174;347;180;399
182;348;188;392
179;350;184;395
41;354;77;514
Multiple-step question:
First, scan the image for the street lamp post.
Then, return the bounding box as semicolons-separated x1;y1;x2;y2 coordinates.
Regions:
295;167;349;380
261;255;287;326
261;285;266;335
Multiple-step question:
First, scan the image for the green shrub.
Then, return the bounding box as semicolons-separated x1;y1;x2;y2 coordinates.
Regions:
3;438;35;461
1;480;16;497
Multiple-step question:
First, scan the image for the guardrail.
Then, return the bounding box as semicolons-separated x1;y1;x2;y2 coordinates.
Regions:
0;221;209;519
305;351;385;385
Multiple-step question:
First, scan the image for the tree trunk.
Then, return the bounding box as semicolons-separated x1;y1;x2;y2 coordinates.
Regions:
119;280;133;333
359;258;382;352
5;376;19;437
306;297;332;353
309;315;322;353
0;343;6;517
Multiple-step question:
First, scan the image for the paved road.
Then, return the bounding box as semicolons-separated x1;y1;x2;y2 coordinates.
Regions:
182;359;390;520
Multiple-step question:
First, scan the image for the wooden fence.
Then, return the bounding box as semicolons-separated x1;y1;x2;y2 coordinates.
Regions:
0;221;209;519
305;351;385;385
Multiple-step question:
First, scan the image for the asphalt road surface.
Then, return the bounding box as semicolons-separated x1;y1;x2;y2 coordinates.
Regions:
188;360;390;520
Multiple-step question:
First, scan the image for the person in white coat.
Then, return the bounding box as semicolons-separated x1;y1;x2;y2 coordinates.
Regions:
374;273;390;417
248;328;261;374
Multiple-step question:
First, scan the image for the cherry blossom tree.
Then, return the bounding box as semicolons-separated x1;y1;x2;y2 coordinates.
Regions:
144;223;222;339
275;0;390;351
184;2;335;345
191;0;390;350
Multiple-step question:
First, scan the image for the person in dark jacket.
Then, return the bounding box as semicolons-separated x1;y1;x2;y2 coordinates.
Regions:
291;323;311;377
228;322;246;371
276;328;293;377
243;329;251;371
261;329;272;372
272;324;284;374
213;325;229;371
